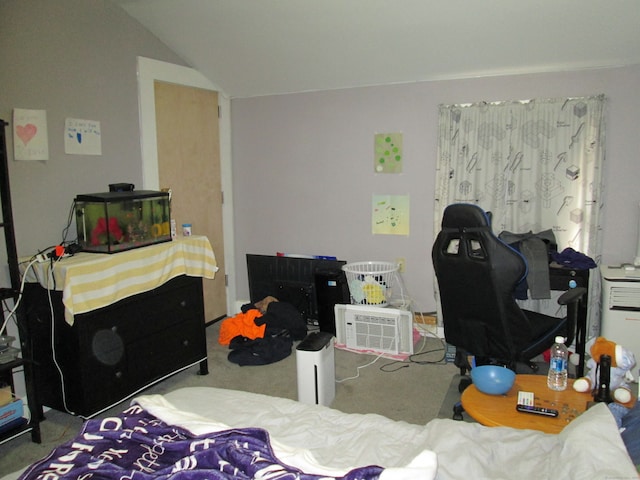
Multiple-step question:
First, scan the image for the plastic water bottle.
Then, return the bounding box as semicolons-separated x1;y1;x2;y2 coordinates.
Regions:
547;336;568;391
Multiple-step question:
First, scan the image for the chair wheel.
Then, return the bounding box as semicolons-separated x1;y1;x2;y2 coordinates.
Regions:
452;402;464;421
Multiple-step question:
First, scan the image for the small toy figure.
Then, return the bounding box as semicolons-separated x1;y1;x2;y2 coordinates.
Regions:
573;336;636;404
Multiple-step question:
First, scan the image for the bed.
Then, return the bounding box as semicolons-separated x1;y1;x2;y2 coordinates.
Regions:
7;386;638;480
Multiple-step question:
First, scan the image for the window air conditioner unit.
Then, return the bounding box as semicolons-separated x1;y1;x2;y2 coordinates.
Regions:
334;304;414;355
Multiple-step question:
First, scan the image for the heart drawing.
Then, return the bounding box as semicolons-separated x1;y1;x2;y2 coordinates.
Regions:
16;123;37;146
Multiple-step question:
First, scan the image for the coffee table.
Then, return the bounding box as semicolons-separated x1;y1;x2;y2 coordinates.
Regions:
461;374;592;434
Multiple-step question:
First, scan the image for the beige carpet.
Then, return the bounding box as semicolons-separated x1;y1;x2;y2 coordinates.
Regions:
0;321;458;475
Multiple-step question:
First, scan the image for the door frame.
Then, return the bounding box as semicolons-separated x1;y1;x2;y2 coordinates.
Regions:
135;56;235;315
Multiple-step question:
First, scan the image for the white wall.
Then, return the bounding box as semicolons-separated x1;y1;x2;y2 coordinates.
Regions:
0;0;187;257
3;1;640;318
231;65;640;313
0;0;189;397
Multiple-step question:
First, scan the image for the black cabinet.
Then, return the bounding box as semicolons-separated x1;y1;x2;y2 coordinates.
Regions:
23;275;208;417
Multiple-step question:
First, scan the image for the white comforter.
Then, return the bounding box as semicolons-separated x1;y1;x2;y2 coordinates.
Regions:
5;386;635;480
150;387;635;480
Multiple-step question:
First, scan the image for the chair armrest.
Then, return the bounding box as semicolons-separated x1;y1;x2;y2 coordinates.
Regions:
557;287;587;305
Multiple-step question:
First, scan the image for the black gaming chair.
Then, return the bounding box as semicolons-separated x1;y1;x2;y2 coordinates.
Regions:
432;203;586;377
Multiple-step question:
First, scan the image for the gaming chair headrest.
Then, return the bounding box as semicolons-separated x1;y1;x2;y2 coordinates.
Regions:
441;204;491;230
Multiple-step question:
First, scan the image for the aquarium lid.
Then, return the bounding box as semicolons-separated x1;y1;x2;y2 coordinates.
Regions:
74;190;169;202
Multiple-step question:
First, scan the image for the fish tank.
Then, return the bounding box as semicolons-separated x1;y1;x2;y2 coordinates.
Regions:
75;190;171;253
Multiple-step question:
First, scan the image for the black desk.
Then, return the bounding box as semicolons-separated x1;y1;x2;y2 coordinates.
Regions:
548;266;589;378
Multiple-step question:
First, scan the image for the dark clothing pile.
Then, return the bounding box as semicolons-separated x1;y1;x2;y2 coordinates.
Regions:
222;299;307;366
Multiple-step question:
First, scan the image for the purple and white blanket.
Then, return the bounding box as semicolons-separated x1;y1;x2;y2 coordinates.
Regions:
19;404;383;480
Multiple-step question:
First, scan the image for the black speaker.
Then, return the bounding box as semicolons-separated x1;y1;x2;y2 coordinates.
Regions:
314;270;349;335
91;328;125;366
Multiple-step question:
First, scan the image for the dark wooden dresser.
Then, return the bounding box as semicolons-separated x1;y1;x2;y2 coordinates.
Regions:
22;274;208;417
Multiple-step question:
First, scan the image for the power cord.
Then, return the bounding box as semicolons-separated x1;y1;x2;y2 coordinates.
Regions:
378;307;447;373
335;351;386;383
60;200;77;246
46;255;77;416
0;257;38;336
379;339;447;372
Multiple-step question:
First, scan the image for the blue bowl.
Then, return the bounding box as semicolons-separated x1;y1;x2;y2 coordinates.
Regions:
471;365;516;395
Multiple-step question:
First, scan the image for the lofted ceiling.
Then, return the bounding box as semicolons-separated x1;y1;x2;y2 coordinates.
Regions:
114;0;640;98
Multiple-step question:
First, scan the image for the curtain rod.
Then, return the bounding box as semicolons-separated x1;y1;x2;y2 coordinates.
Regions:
440;93;605;109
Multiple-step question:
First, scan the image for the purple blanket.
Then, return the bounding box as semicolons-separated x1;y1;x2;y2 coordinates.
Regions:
19;404;383;479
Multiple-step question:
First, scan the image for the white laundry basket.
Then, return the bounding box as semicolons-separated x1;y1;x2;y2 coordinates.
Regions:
342;261;400;307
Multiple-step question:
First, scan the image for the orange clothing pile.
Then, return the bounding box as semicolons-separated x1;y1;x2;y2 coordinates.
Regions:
218;309;266;345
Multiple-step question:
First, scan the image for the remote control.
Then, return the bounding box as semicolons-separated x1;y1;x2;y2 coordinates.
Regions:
516;404;559;417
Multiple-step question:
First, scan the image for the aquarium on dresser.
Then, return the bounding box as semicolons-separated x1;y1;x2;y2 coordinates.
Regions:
75;190;171;253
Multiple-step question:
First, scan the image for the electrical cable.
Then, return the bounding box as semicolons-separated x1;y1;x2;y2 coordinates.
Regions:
408;306;447;364
0;257;38;336
1;259;39;425
407;342;447;365
46;255;77;416
60;200;77;246
335;351;386;383
376;304;447;373
379;339;447;372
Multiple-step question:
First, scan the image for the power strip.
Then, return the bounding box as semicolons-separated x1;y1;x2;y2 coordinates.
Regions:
35;252;62;262
35;248;70;263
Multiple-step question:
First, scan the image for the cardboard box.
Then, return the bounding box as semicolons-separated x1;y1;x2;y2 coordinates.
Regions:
0;398;23;428
414;313;438;336
0;385;11;406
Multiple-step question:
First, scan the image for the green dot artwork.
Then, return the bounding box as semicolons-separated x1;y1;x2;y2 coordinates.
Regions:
374;133;403;173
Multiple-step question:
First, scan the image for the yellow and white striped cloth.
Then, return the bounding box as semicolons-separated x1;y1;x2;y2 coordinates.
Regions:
24;235;217;325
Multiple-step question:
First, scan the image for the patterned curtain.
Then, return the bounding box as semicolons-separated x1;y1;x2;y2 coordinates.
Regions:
434;95;606;340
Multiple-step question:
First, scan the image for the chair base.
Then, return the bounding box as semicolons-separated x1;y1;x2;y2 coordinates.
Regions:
453;402;465;421
458;376;472;393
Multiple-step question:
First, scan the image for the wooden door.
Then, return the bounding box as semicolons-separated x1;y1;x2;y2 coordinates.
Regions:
154;81;226;321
